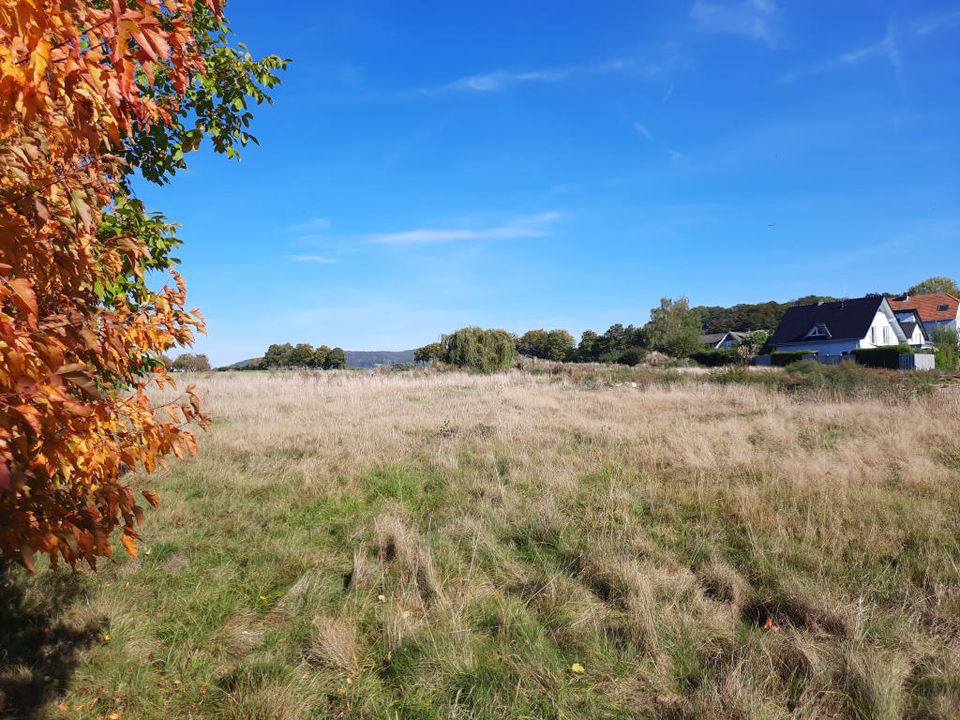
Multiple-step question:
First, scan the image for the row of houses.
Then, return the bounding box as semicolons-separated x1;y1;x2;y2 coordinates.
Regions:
700;292;959;359
768;292;958;357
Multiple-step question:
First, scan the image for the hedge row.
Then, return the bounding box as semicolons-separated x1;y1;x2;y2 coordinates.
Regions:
690;349;741;367
770;351;816;367
851;345;914;369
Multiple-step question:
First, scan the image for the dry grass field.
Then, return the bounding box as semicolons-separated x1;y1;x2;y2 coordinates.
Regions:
3;366;960;719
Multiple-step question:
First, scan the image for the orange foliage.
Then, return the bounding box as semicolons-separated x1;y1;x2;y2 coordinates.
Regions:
0;1;217;570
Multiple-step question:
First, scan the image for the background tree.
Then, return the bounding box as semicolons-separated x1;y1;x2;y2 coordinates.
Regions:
263;343;294;368
171;354;211;372
644;297;703;358
517;329;575;361
906;277;959;296
311;345;331;368
737;330;771;357
577;330;600;361
932;328;959;370
288;343;315;367
442;328;516;372
324;348;348;370
0;0;286;569
414;343;444;363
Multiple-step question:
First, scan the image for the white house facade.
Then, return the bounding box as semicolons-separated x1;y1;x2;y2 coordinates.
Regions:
769;297;908;357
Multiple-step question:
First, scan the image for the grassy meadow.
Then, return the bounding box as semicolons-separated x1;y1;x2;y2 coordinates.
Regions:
3;365;960;719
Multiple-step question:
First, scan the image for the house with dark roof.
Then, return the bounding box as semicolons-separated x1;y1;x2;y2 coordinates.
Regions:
888;293;959;339
698;331;746;349
768;296;909;357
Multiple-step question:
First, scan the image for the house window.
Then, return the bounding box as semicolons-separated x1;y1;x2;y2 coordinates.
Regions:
870;327;876;344
938;304;949;312
883;326;890;344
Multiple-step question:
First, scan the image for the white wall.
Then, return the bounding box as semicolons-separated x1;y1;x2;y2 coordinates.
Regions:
861;311;902;349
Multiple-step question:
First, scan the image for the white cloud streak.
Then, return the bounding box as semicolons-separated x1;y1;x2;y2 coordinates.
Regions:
633;123;654;141
286;254;339;264
690;0;781;47
425;61;629;94
780;24;904;93
368;212;561;245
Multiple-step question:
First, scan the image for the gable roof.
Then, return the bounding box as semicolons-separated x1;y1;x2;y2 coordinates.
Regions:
888;293;960;323
769;296;890;345
892;308;930;342
698;331;746;346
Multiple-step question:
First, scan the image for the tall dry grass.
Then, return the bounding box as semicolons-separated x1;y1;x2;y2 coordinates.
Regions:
3;368;959;719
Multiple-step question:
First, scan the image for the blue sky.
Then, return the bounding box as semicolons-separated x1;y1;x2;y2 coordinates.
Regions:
135;1;960;365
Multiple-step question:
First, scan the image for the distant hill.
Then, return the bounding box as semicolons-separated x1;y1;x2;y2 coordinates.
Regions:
223;350;416;370
345;350;415;368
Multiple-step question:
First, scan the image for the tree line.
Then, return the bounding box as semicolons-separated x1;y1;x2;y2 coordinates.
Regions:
261;343;347;369
414;277;958;372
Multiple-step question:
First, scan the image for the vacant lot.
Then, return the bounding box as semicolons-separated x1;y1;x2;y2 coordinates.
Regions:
3;368;960;719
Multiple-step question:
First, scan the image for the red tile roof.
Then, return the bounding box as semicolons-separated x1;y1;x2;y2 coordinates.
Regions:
888;293;960;322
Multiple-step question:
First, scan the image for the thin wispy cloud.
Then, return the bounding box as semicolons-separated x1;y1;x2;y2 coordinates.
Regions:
633;123;654;141
690;0;781;47
780;23;904;93
368;212;561;245
424;61;629;95
286;254;339;264
911;10;960;36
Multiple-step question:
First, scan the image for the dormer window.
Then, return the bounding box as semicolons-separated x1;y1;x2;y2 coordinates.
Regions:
805;323;829;338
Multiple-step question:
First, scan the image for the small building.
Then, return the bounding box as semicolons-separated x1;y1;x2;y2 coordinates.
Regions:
768;296;908;357
888;293;960;339
698;331;746;349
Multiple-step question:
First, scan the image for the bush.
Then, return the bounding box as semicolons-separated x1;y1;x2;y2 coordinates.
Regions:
852;345;912;369
617;347;647;366
932;328;959;370
770;351;816;367
442;327;517;372
690;349;740;367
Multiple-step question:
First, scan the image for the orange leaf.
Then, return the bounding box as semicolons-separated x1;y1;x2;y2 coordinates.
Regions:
120;534;138;558
142;490;161;507
6;278;38;326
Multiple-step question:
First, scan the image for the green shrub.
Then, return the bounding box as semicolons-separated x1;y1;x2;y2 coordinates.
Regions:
690;349;740;367
932;328;959;370
442;327;517;372
852;345;912;369
617;347;647;366
770;351;816;367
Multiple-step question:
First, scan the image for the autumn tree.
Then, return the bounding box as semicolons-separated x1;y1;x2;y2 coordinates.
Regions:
0;1;287;569
310;345;331;368
288;343;315;367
